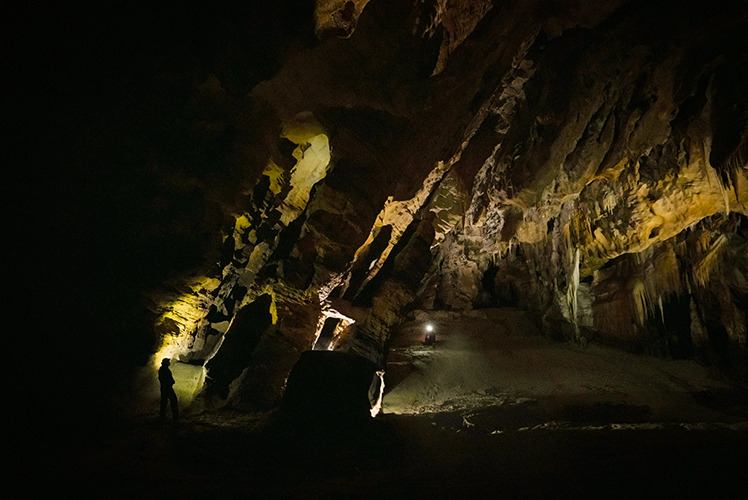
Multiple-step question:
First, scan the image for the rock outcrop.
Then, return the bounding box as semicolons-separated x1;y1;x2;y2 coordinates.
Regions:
133;0;747;411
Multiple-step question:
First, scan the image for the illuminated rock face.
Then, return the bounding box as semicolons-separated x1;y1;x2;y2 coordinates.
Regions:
145;0;747;410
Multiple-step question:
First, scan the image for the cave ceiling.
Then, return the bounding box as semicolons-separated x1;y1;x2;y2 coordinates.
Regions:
23;0;747;412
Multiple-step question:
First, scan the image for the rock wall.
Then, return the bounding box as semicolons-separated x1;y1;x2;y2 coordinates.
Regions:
137;0;747;411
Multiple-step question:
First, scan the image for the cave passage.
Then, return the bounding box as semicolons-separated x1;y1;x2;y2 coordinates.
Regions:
19;0;748;497
313;317;341;350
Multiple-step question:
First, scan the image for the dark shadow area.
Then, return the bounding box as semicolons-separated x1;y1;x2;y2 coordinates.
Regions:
279;350;379;429
18;410;748;499
205;294;273;399
11;0;320;440
693;388;748;418
645;293;694;359
343;225;393;301
560;402;652;424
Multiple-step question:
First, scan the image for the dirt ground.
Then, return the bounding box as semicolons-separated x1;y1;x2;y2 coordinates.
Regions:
383;309;748;429
19;309;748;498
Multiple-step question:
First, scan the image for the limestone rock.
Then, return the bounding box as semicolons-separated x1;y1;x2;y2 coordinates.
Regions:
125;0;748;411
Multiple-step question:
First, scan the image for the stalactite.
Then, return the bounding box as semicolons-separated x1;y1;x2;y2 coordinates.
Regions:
567;246;581;337
630;245;683;325
691;234;728;289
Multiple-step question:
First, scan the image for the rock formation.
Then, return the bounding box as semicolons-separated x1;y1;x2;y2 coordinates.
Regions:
133;0;746;413
22;1;745;418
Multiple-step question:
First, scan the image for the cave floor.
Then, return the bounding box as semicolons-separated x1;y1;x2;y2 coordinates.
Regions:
30;309;748;498
382;309;748;429
37;413;748;499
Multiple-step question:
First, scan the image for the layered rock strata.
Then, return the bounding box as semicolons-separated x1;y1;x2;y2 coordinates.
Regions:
142;0;748;410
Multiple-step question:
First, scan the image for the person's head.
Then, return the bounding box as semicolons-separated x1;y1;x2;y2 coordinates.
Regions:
161;358;170;366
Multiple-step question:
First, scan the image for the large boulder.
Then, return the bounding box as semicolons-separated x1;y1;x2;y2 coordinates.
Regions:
279;350;380;428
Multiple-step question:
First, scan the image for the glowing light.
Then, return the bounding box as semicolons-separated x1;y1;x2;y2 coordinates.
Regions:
426;323;434;332
370;370;385;418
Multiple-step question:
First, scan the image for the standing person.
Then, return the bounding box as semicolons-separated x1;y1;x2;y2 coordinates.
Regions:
424;324;436;346
158;358;179;423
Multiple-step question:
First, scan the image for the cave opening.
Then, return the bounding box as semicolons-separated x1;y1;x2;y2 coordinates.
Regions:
480;265;499;307
313;317;341;350
695;292;742;376
644;293;693;359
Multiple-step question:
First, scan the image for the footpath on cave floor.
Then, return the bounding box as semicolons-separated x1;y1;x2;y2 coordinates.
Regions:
382;308;748;431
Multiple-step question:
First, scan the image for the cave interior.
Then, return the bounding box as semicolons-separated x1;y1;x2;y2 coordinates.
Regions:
12;0;748;497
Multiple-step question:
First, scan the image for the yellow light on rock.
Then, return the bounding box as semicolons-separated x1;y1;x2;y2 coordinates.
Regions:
370;370;385;418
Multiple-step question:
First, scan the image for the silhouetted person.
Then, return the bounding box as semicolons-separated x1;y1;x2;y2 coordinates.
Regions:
159;358;179;423
341;1;355;22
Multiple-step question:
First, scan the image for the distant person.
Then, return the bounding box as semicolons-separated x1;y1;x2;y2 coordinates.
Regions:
424;332;436;346
424;324;436;346
158;358;179;423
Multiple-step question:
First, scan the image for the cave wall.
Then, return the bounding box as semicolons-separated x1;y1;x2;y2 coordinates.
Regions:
128;0;748;411
421;0;748;372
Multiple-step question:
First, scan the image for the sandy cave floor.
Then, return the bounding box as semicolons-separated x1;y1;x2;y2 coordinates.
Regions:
383;309;748;429
25;309;748;498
